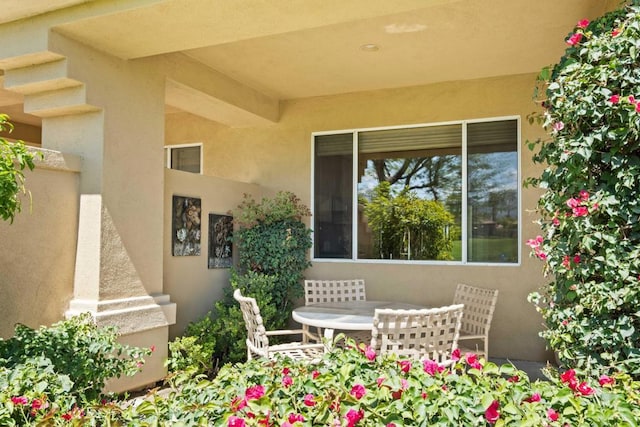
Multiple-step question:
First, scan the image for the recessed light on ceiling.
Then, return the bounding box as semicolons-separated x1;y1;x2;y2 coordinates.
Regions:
360;43;380;52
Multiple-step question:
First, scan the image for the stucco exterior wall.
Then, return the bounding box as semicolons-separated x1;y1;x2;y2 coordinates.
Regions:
163;167;264;338
170;73;552;362
0;148;80;338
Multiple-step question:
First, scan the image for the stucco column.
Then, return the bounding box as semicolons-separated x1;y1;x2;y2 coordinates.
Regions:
42;35;176;391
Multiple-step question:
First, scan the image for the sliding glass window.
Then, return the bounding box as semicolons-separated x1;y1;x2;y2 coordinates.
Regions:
313;117;519;264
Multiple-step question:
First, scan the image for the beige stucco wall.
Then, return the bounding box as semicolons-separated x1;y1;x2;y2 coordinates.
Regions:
0;148;80;338
163;167;264;338
166;73;551;362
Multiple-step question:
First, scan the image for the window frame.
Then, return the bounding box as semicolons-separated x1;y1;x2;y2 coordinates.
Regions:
165;142;203;174
310;116;521;266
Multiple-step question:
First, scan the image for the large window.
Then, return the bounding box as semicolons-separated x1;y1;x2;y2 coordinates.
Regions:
165;143;202;174
312;118;519;264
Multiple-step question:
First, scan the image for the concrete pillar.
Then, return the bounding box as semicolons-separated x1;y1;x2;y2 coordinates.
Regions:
51;35;176;391
1;26;176;390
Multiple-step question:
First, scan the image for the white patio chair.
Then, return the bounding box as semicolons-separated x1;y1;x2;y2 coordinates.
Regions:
303;279;369;344
371;304;464;364
304;279;366;304
233;289;326;361
452;283;499;359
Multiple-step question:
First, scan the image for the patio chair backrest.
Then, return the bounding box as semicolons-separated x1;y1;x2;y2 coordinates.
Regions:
453;284;498;337
304;279;366;305
233;289;269;358
371;304;464;363
452;283;499;357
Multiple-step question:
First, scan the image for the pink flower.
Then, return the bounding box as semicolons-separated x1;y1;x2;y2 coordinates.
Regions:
553;121;565;131
630;95;637;104
345;408;364;427
567;33;583;46
312;370;320;379
451;348;461;361
245;385;265;400
566;197;580;209
421;391;428;399
150;345;156;353
612;28;622;37
11;396;28;405
573;254;581;264
303;394;316;407
231;396;247;412
376;376;385;387
465;352;482;370
484;400;500;424
398;360;411;373
282;375;293;388
288;413;305;424
423;359;445;376
61;412;73;421
552;217;560;226
537;252;548;260
350;384;367;400
576;19;590;29
526;235;544;248
363;346;376;361
562;255;571;269
576;381;595;396
610;94;621;104
228;416;246;427
599;375;615;387
281;423;293;427
387;424;397;427
573;206;589;217
561;369;578;390
547;408;559;421
524;393;541;403
635;103;640;113
31;398;46;410
282;367;290;375
579;190;589;201
507;375;520;383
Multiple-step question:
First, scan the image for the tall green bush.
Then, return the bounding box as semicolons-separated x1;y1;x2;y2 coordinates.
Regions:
527;2;640;377
0;114;37;223
172;192;313;370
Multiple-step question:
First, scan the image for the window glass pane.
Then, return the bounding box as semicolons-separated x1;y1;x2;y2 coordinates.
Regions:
467;120;518;263
314;134;353;258
357;125;462;260
171;146;201;173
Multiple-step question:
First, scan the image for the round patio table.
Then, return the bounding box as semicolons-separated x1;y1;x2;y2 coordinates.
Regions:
292;300;427;342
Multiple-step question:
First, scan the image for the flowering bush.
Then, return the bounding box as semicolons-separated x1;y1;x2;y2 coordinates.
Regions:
0;314;149;405
91;342;640;426
526;1;640;377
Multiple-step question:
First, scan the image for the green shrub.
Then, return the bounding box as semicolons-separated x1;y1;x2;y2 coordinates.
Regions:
0;356;76;426
526;1;640;377
205;192;312;367
0;313;149;402
167;315;217;377
0;114;38;223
